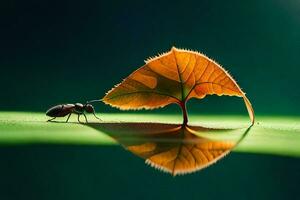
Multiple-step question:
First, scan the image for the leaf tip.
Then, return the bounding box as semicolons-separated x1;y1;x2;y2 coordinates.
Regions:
171;46;178;51
243;96;255;125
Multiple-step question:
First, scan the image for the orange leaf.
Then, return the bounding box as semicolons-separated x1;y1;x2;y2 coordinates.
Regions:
103;47;254;124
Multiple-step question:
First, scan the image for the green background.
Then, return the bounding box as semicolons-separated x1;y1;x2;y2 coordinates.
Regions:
0;0;300;199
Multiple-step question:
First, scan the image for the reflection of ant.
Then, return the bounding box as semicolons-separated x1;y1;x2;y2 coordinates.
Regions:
46;100;101;123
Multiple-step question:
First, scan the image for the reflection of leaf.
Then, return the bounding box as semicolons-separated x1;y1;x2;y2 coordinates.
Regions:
130;127;235;175
87;122;249;175
103;47;254;124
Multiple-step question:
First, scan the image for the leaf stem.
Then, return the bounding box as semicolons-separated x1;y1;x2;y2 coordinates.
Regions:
180;101;188;125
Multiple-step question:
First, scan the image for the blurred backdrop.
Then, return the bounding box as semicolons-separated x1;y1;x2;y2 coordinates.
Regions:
0;0;299;115
0;0;300;200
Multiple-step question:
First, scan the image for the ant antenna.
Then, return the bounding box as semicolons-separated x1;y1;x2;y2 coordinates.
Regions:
92;111;102;121
86;99;103;104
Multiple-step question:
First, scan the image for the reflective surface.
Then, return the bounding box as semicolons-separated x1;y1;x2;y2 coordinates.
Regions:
87;122;251;175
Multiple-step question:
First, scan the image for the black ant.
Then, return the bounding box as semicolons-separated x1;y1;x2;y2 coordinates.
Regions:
46;100;101;123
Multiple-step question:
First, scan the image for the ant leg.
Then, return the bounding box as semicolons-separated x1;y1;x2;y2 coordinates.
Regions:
47;117;56;122
77;114;82;123
83;113;88;123
92;111;102;121
66;113;72;122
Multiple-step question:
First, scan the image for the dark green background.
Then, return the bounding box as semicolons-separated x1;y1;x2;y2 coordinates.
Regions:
1;0;299;115
0;0;300;199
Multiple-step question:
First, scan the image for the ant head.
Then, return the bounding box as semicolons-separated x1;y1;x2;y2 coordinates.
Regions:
85;104;95;113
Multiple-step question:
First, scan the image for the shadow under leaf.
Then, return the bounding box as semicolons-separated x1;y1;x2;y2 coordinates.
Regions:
86;122;252;176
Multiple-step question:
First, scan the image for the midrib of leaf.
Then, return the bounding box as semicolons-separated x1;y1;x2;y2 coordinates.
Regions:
173;50;186;102
171;125;185;175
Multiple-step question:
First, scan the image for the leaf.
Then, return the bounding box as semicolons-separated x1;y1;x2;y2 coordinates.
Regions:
103;47;254;124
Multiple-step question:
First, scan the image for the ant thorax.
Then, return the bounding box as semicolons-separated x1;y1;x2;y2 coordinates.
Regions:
74;103;84;113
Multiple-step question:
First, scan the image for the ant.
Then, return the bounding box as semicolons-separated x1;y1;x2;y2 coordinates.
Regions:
46;100;101;123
